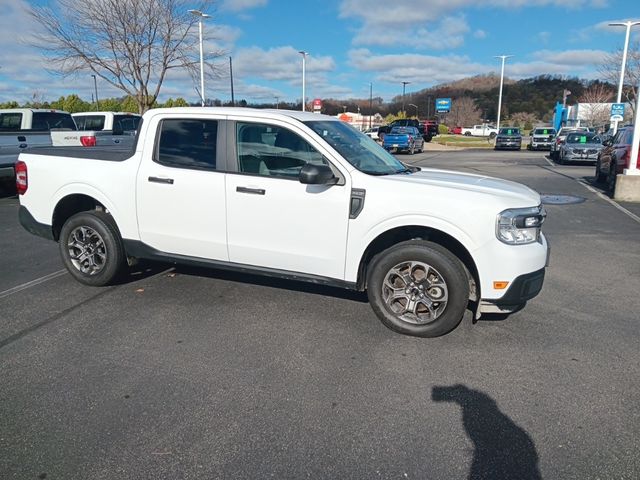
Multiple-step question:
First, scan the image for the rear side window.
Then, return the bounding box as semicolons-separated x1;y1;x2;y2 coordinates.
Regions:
75;115;105;131
31;112;76;131
156;119;218;170
113;115;141;133
0;113;23;130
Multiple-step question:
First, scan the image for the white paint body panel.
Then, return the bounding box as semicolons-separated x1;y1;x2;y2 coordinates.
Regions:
18;107;548;302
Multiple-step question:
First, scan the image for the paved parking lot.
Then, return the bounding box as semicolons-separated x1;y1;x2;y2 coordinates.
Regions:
1;149;639;479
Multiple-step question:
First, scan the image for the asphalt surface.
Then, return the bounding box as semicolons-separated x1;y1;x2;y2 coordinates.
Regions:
1;149;639;479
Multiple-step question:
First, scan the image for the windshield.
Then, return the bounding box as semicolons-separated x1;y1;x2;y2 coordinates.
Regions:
304;120;409;175
499;128;520;135
566;133;601;144
533;128;555;135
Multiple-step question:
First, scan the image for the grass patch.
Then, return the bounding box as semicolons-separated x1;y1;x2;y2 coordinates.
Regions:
435;134;494;148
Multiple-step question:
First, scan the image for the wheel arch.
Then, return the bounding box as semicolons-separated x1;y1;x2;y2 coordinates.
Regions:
52;194;112;241
356;225;480;301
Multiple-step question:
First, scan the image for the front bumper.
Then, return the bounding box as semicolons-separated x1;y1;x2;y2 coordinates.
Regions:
495;140;521;149
531;141;552;150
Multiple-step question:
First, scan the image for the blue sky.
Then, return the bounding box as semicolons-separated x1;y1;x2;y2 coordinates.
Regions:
0;0;639;105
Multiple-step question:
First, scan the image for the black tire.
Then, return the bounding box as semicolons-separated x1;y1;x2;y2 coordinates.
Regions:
59;211;126;286
595;159;606;183
489;132;497;139
464;132;471;136
550;150;558;161
409;143;415;155
557;151;565;165
366;241;469;337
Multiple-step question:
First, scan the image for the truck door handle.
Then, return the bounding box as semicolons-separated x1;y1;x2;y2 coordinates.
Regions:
148;176;174;185
236;186;265;195
19;144;28;149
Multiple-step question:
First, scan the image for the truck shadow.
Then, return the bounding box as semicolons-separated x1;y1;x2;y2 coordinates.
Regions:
432;384;542;480
169;264;369;303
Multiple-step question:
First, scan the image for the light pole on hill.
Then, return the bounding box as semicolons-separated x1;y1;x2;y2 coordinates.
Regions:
401;81;410;115
494;54;513;130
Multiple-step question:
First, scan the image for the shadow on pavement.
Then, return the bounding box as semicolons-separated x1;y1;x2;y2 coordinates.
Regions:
432;384;542;480
172;264;369;303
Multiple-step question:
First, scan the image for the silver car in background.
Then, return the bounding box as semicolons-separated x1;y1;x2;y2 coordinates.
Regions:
558;132;603;164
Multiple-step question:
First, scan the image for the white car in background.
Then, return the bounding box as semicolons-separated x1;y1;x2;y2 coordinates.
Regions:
364;126;381;141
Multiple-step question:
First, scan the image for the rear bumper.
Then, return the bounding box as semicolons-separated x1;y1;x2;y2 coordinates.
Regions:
0;165;15;180
18;205;54;241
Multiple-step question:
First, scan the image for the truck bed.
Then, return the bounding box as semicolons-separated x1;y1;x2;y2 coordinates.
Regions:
23;146;136;162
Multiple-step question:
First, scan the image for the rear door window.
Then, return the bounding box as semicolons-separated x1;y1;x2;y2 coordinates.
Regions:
155;118;218;170
113;115;141;133
75;115;105;131
0;113;22;131
31;112;76;130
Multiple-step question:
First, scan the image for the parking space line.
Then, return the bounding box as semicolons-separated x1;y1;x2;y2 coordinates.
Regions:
0;269;67;300
542;155;554;167
577;179;640;225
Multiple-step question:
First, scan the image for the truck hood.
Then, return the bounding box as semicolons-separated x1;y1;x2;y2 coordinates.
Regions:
380;168;541;206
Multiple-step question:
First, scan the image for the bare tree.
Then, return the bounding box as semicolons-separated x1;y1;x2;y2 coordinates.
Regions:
446;96;481;127
578;83;615;127
599;40;640;117
29;0;222;113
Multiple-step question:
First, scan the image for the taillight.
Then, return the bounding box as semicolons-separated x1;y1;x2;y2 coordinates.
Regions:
15;160;27;195
80;135;96;147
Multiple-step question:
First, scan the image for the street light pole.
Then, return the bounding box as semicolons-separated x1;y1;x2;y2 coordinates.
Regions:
369;82;373;129
494;54;513;130
409;103;418;118
609;21;640;134
91;74;99;111
275;96;279;109
189;9;210;107
401;81;410;115
298;51;308;111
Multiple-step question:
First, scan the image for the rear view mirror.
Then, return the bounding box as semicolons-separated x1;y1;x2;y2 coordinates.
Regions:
299;163;337;185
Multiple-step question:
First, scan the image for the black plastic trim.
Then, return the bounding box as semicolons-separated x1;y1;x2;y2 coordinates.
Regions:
349;188;366;219
18;206;54;241
122;239;359;290
484;268;546;306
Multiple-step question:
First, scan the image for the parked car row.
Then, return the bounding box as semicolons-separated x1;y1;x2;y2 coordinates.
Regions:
594;125;637;192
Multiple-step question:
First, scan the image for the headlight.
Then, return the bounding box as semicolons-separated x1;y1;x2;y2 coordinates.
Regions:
496;205;546;245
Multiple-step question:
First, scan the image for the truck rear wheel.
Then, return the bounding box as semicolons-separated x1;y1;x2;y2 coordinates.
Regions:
59;211;126;286
366;241;469;337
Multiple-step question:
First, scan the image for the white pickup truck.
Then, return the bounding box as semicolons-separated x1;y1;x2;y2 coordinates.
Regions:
17;108;548;337
461;124;499;138
72;111;141;148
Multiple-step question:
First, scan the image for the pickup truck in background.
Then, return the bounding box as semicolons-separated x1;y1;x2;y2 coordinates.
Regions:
378;119;434;143
382;126;424;154
0;109;137;186
460;124;498;138
73;111;141;148
17;107;548;338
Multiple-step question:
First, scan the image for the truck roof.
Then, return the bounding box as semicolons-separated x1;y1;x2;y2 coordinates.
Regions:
72;111;141;117
144;107;335;123
0;108;69;114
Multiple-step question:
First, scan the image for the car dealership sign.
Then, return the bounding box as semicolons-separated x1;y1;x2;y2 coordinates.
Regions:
436;98;451;113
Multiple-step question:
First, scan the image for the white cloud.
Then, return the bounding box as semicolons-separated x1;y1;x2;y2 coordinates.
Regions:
219;0;268;13
474;29;487;39
530;49;608;65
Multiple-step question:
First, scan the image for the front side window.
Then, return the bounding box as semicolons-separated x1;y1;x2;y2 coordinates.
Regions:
156;119;218;170
236;122;328;178
304;120;409;175
0;113;23;131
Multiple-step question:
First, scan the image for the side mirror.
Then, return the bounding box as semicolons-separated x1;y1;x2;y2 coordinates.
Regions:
299;163;337;185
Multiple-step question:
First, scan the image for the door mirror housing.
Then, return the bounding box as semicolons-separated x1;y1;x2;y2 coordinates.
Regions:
299;163;337;185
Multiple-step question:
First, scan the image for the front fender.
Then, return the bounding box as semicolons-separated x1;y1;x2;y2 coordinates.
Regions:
344;214;479;283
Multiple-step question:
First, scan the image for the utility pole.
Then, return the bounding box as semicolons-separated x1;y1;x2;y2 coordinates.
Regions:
401;81;410;115
298;51;308;111
91;74;99;111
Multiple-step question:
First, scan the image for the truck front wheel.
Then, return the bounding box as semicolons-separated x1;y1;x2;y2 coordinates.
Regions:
366;241;469;337
59;211;126;286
